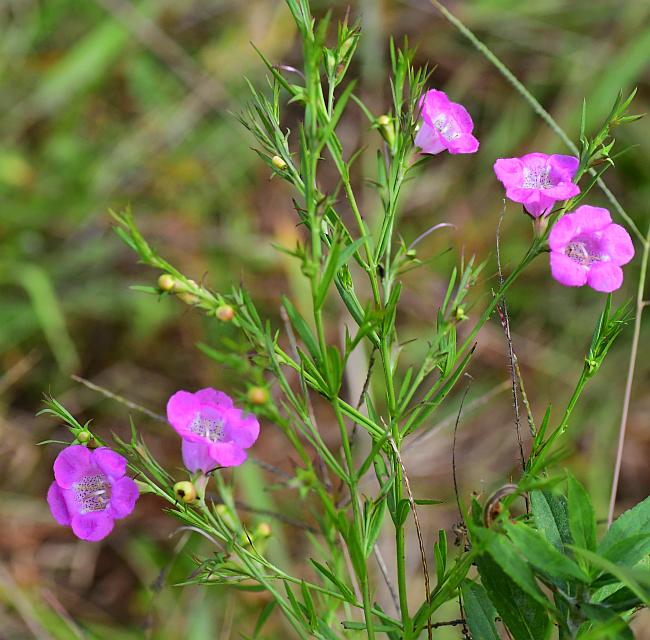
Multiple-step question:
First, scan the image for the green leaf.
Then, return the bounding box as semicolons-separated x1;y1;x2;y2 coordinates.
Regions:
504;521;589;583
567;472;597;552
252;601;276;638
282;296;321;363
569;546;650;605
599;494;650;561
599;533;650;568
462;581;500;640
475;551;552;640
480;529;550;608
530;490;572;551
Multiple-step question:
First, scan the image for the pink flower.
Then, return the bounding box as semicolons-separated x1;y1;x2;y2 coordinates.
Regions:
549;205;634;292
47;445;139;541
166;388;260;473
415;89;479;155
494;152;580;217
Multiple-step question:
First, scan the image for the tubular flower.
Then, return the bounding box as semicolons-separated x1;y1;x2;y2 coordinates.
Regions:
415;89;479;155
549;205;635;292
166;388;260;473
47;445;139;541
494;152;580;217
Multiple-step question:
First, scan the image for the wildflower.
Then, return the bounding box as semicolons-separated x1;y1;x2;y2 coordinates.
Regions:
415;89;479;155
548;205;634;292
493;152;580;218
47;445;139;541
167;388;260;473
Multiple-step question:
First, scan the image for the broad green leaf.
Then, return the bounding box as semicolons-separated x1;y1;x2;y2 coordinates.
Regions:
481;529;550;607
599;495;650;560
599;533;650;568
530;490;572;551
505;521;589;583
567;473;597;552
461;580;499;640
475;552;551;640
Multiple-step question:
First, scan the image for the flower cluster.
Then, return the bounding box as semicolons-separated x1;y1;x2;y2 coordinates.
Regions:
47;388;259;541
416;88;635;292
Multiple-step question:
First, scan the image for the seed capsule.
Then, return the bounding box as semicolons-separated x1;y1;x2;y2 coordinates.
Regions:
247;386;269;405
216;304;235;322
271;155;288;171
173;481;197;504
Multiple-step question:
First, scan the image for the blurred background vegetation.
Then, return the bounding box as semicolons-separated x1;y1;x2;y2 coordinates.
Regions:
1;0;649;637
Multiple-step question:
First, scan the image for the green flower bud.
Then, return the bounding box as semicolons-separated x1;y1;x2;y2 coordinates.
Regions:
158;274;176;292
77;430;91;443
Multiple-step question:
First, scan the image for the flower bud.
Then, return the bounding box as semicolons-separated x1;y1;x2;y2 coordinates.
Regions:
377;114;396;149
176;279;199;305
173;481;197;504
255;522;272;538
271;155;288;171
77;430;91;443
158;274;176;292
216;304;235;322
247;386;269;406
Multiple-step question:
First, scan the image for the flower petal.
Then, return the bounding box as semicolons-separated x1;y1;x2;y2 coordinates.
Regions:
494;158;524;190
587;263;624;293
550;252;588;287
228;410;260;448
573;205;612;233
109;477;139;519
544;182;580;200
209;442;247;468
194;388;234;409
520;152;552;169
450;103;474;132
548;154;579;181
53;445;93;489
549;214;579;251
71;512;114;542
420;89;453;126
601;223;635;266
182;439;218;473
414;122;446;155
523;192;554;218
47;482;71;526
446;133;479;154
167;390;199;436
93;448;127;480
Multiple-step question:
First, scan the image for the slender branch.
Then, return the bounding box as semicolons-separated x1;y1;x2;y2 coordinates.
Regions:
388;434;433;640
495;206;526;472
608;225;650;525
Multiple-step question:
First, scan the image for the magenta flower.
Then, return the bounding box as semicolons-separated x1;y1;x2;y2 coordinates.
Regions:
494;153;580;217
414;89;479;155
167;388;260;473
47;445;139;541
549;205;634;292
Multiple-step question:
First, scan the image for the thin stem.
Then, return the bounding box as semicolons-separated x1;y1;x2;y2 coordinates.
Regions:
608;226;650;525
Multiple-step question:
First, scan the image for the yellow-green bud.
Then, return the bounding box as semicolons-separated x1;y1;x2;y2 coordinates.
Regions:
77;430;91;443
377;114;396;149
216;304;235;322
176;279;199;305
173;481;197;504
377;114;391;127
271;155;287;171
158;274;176;292
247;386;269;405
256;522;272;538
